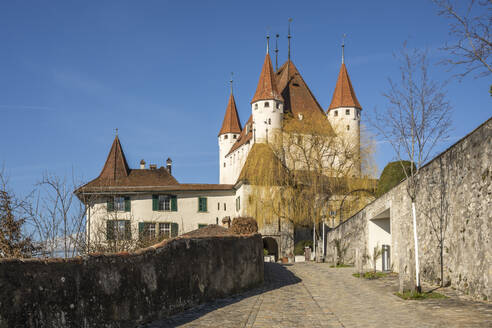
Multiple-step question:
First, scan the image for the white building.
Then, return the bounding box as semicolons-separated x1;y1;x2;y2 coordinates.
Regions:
76;44;363;257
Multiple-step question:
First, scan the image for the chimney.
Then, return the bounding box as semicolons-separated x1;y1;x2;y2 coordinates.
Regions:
149;164;157;170
140;159;146;169
166;157;173;174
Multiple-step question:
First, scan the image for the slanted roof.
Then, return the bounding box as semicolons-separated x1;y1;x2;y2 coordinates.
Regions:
328;63;362;110
251;53;283;103
226;115;253;156
99;136;130;181
218;93;242;136
275;60;326;117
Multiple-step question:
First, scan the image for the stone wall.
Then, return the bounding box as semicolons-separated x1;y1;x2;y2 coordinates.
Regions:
326;118;491;300
0;234;264;328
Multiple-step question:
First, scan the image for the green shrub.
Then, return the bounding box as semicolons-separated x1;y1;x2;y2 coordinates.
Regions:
263;248;268;256
376;161;416;197
352;271;388;279
294;240;313;255
395;291;447;300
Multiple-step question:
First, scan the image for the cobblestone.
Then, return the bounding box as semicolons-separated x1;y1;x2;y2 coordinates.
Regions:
146;263;492;327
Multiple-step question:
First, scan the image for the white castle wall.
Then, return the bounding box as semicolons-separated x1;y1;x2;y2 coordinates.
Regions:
252;100;283;143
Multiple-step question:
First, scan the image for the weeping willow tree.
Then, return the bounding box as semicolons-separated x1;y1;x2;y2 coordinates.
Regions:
242;112;376;237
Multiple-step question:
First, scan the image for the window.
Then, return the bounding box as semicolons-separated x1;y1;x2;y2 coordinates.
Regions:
254;103;258;109
264;101;270;107
276;102;280;109
223;203;226;211
236;196;241;211
218;202;220;210
158;195;170;211
334;110;338;117
198;224;208;229
233;134;237;139
347;125;350;131
107;196;130;212
107;220;131;241
159;223;171;238
224;135;228;139
223;162;226;167
346;109;350;115
216;217;219;224
152;195;177;211
198;197;207;212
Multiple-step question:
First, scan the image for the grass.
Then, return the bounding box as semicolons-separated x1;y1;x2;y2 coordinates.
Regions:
330;263;352;268
395;290;448;300
352;271;388;279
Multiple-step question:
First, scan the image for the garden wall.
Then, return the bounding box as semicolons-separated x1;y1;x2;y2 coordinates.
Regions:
326;117;491;300
0;233;264;327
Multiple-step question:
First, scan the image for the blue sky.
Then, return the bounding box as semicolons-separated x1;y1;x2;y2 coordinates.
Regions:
0;0;490;196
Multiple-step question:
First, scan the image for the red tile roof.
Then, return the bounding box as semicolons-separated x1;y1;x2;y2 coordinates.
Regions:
275;60;327;117
99;136;130;181
251;53;283;103
218;93;242;136
328;63;362;110
226;115;253;156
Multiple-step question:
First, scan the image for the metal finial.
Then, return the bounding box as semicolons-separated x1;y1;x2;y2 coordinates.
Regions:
114;128;118;136
230;72;234;94
266;33;270;54
342;33;347;64
288;18;293;61
275;34;279;71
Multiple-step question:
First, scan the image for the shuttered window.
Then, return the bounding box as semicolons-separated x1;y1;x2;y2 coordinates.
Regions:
152;194;177;212
198;197;207;212
107;220;131;240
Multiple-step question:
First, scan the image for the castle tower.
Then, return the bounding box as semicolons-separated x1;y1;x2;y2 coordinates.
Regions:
251;46;284;144
326;53;362;176
218;89;242;184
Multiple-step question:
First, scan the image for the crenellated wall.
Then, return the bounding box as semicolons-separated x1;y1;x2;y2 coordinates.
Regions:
0;234;264;328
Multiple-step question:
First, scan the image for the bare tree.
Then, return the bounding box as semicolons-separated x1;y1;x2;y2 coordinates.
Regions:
24;172;86;258
370;44;452;292
433;0;492;78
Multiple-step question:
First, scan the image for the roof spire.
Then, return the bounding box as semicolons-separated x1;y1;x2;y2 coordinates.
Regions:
114;127;118;136
251;51;282;103
230;72;234;94
219;88;242;136
275;34;279;71
266;33;270;54
328;59;362;111
287;18;292;61
342;33;346;64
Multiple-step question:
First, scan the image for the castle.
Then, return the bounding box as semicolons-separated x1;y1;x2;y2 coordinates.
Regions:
75;40;363;257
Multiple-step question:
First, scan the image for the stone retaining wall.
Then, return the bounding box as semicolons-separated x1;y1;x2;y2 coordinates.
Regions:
0;234;264;327
327;118;491;300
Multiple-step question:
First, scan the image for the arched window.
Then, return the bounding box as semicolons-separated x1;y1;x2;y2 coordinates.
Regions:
264;101;270;108
334;110;338;117
254;103;258;110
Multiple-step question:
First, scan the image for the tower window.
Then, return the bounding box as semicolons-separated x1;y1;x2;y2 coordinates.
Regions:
264;101;270;108
223;162;226;167
224;135;228;139
346;109;350;115
268;118;271;125
223;203;226;210
334;110;338;117
233;134;237;139
255;103;258;109
276;102;280;109
347;125;350;131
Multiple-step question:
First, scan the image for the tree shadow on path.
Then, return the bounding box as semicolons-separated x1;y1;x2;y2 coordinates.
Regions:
145;262;301;327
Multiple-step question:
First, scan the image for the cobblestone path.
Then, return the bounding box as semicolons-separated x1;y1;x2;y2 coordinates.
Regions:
147;263;492;328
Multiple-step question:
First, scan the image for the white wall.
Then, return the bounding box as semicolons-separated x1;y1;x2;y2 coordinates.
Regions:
368;209;391;271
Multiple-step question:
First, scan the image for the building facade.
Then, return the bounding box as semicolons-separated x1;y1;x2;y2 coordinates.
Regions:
76;44;364;256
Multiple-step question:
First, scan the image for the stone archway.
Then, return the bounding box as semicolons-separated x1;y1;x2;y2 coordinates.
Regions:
263;237;279;261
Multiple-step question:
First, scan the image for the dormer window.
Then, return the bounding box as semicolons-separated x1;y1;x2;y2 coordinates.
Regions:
254;103;258;110
346;109;350;115
264;101;270;108
334;110;338;117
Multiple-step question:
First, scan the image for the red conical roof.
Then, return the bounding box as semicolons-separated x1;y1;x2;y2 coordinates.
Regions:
251;53;283;103
328;63;362;110
99;136;130;181
218;93;242;136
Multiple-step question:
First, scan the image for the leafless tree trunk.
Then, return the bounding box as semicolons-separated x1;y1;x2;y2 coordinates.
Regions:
370;44;452;292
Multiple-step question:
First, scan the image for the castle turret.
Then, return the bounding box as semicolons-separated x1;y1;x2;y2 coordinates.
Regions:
327;49;362;175
218;91;242;184
251;47;283;144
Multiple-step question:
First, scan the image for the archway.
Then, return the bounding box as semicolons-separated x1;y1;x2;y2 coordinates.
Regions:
263;237;279;261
